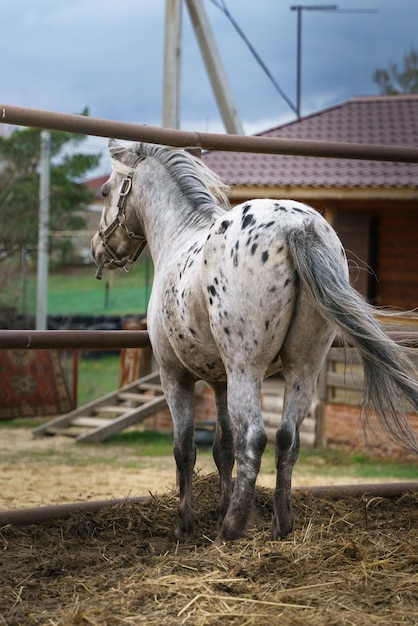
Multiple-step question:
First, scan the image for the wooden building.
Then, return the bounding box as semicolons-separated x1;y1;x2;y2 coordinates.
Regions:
203;95;418;310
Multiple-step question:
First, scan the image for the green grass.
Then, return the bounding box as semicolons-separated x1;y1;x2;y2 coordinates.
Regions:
77;353;121;405
1;259;153;316
106;430;175;456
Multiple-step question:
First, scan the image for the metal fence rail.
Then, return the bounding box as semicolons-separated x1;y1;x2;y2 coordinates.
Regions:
0;330;417;350
2;103;418;163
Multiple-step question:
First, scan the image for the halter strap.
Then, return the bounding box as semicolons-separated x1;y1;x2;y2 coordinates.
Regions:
96;155;147;279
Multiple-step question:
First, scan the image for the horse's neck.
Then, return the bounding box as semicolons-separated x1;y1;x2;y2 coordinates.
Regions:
137;169;224;268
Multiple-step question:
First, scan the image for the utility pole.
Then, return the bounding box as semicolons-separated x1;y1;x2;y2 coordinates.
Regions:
162;0;244;133
36;130;50;330
185;0;244;134
291;5;377;118
162;0;183;128
291;5;337;118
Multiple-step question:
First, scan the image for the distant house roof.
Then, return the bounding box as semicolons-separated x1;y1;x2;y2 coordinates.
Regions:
202;95;418;190
84;174;109;199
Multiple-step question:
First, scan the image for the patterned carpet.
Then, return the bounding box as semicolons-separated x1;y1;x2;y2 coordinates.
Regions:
0;349;73;419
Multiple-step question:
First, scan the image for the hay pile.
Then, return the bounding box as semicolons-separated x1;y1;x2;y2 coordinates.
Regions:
1;474;417;625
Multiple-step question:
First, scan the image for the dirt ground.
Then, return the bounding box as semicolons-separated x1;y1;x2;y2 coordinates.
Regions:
0;473;417;626
0;427;407;511
0;428;417;625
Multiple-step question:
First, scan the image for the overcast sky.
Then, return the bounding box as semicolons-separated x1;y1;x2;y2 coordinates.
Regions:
1;0;417;172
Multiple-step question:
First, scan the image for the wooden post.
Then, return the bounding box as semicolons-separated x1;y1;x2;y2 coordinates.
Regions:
119;318;152;388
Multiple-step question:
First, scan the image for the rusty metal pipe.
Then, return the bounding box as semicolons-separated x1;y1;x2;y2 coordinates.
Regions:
2;103;418;163
0;482;417;526
0;330;416;350
0;330;151;350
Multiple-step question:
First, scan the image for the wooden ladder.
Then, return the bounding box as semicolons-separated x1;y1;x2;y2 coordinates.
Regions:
33;371;167;444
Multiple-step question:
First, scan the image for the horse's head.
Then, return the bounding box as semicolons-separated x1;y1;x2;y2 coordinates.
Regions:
91;139;147;279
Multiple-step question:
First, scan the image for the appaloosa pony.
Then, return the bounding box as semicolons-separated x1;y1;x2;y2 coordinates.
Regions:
92;140;418;543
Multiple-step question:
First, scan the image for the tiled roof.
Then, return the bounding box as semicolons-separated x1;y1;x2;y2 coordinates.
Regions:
84;174;109;199
202;96;418;189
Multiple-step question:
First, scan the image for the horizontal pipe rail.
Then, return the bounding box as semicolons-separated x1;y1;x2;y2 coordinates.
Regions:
1;482;417;526
0;330;151;350
0;330;417;350
2;103;418;163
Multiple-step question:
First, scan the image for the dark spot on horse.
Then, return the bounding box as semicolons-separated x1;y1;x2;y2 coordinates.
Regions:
294;383;300;392
271;351;280;364
178;333;184;340
242;214;255;229
261;250;269;264
231;241;239;267
208;285;217;296
242;203;252;214
206;233;211;240
224;327;230;335
189;327;197;336
292;206;304;213
277;245;284;254
222;285;227;292
265;320;270;330
275;204;287;212
284;278;290;287
251;243;258;255
217;220;232;234
209;297;213;306
269;285;277;293
214;277;219;285
264;221;274;229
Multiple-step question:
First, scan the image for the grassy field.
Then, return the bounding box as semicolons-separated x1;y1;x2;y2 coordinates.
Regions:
76;353;121;405
1;258;153;316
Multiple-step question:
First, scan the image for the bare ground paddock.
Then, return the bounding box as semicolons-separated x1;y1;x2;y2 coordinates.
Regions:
0;429;417;625
0;428;408;510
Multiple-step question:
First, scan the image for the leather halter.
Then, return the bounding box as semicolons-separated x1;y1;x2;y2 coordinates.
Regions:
95;157;147;280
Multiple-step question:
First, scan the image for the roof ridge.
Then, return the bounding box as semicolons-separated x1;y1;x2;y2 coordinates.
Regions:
349;94;418;102
257;99;348;136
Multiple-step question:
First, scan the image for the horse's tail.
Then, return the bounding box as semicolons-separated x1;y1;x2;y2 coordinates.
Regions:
286;220;418;454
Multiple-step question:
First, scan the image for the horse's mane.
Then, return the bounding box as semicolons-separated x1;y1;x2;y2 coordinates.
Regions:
110;142;229;226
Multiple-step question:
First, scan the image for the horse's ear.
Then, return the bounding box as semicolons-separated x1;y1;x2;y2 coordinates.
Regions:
108;138;119;155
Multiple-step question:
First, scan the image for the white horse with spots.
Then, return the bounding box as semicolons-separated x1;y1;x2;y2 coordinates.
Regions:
92;141;418;543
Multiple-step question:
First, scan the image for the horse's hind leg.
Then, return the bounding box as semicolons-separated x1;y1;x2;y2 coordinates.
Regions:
159;367;196;542
272;374;314;539
216;375;267;542
272;302;335;540
211;382;235;526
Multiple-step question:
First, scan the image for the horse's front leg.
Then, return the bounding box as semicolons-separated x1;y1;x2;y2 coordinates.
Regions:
211;382;235;527
216;376;267;542
159;367;196;542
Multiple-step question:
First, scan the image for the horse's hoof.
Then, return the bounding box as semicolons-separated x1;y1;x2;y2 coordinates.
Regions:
174;525;195;543
215;523;247;543
271;517;293;540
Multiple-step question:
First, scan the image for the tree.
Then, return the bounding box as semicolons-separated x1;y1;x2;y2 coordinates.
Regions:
0;113;101;262
373;47;418;95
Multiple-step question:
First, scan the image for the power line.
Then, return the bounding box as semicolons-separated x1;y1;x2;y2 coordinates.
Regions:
207;0;298;117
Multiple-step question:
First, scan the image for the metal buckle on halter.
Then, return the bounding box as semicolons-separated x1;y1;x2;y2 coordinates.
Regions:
117;177;132;207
